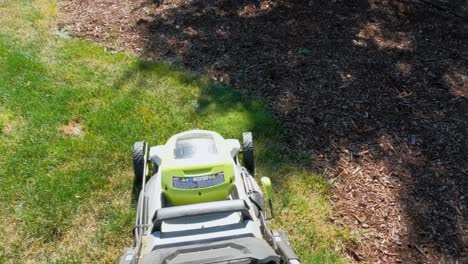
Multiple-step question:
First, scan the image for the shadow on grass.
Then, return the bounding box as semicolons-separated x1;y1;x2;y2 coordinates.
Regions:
122;59;297;203
114;59;349;262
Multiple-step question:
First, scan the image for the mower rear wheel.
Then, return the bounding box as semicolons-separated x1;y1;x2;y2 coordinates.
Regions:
133;141;147;183
242;132;255;176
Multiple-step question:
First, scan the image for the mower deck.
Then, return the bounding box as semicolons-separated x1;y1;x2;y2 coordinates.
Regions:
119;130;300;264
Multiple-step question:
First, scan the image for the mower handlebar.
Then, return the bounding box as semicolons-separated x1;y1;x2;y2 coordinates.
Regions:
151;199;252;233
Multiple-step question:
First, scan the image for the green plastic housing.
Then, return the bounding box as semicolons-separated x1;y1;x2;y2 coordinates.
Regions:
155;130;239;206
161;162;235;206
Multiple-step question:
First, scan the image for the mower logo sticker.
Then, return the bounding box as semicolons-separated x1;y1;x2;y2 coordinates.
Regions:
173;172;225;189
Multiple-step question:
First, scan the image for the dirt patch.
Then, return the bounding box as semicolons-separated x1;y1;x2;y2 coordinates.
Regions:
1;119;21;135
58;0;468;262
60;120;82;137
0;108;23;136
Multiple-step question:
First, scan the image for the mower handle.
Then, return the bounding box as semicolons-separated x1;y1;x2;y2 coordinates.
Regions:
272;231;301;263
151;200;252;233
277;241;301;264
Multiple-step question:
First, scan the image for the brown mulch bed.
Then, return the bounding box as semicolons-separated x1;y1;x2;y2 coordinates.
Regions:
58;0;467;262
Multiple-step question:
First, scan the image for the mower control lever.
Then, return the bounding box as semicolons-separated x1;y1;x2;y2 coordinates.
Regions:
261;177;274;219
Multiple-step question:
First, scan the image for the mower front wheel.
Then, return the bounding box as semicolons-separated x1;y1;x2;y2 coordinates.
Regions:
242;132;255;176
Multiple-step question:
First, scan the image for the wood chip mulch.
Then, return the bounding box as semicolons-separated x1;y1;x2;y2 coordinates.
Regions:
57;0;467;262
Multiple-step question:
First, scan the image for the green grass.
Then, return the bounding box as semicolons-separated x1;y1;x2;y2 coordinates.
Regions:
0;0;353;263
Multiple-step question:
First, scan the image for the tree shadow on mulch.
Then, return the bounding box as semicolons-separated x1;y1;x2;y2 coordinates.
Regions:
136;0;467;262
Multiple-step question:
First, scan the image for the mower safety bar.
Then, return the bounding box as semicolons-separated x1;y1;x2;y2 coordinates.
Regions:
151;200;252;232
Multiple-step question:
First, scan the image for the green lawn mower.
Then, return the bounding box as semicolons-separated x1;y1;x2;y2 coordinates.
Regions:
119;130;300;264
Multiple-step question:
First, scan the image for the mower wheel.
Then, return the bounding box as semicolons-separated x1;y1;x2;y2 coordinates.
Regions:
133;141;147;183
242;132;255;176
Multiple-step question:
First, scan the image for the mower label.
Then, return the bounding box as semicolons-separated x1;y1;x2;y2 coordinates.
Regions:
173;172;225;189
